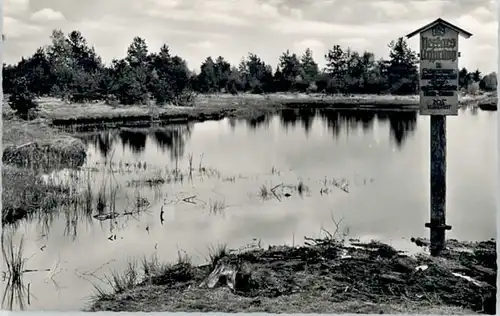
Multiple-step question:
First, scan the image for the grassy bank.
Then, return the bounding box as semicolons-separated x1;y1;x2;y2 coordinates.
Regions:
3;134;86;171
5;92;497;129
2;118;87;225
87;237;496;314
1;117;87;224
2;166;76;225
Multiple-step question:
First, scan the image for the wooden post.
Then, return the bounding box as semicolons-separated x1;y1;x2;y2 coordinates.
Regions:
406;18;472;256
426;115;451;256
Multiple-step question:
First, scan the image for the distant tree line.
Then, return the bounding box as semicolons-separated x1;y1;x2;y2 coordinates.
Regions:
3;29;497;117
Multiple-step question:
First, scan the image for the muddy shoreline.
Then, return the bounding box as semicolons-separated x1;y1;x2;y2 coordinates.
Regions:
87;237;496;314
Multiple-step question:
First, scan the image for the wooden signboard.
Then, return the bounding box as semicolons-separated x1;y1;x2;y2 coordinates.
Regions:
407;18;472;116
419;25;459;115
406;18;472;256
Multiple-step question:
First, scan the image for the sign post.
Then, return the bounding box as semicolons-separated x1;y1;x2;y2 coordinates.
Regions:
406;18;472;256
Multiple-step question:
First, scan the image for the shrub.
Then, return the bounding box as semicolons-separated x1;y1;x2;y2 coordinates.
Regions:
172;90;197;107
479;73;497;91
8;77;38;119
105;94;120;106
227;81;239;95
306;82;318;93
467;81;480;95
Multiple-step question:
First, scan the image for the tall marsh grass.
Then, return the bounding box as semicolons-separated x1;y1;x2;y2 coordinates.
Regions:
92;251;195;302
208;198;226;215
1;234;28;310
92;260;139;300
207;243;229;269
83;171;94;215
296;179;308;196
96;184;107;214
259;184;270;199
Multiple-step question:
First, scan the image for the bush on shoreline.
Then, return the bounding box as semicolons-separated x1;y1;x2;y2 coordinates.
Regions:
7;76;39;120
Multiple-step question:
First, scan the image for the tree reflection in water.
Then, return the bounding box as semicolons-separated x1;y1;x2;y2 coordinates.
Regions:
151;124;193;162
84;108;417;160
119;129;148;154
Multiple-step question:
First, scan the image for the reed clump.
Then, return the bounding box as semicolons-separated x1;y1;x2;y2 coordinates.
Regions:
1;234;28;310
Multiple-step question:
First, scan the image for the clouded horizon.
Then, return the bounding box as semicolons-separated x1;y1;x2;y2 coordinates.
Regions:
3;0;498;73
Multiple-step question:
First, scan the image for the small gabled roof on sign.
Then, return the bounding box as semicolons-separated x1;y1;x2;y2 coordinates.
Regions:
406;18;473;39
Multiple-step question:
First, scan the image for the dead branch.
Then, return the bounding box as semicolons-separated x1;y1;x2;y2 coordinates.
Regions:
23;269;50;273
329;212;345;239
270;183;283;202
182;195;197;204
270;183;283;191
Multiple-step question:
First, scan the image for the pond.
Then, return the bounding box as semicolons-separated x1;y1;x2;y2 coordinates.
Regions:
2;106;497;311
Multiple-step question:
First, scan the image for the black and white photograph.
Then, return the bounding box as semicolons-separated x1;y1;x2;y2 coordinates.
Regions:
1;0;498;313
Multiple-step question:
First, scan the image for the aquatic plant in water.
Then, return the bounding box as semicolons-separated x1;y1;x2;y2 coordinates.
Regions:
1;234;28;310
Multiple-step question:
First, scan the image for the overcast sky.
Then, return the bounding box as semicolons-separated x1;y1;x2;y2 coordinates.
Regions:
3;0;498;73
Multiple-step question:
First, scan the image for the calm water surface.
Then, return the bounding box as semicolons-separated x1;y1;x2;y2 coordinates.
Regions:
2;107;497;311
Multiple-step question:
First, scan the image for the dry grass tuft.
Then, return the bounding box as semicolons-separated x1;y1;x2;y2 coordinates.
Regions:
207;243;229;269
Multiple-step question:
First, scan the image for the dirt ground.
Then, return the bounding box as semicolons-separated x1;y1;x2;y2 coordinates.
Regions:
88;237;496;314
